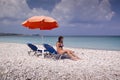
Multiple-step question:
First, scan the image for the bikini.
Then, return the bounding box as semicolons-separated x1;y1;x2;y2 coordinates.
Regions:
59;43;64;48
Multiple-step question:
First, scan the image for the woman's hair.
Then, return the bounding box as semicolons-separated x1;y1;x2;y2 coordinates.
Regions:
58;36;63;43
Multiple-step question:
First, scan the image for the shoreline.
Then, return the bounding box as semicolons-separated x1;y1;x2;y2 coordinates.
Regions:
0;42;120;80
0;42;119;51
0;35;120;51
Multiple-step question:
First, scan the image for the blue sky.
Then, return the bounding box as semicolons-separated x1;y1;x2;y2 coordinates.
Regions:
0;0;120;35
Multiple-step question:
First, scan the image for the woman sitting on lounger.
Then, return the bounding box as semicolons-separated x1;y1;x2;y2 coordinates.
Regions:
56;36;80;61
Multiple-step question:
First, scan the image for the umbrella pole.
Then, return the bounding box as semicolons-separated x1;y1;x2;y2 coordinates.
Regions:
41;35;44;44
40;30;44;44
41;32;44;58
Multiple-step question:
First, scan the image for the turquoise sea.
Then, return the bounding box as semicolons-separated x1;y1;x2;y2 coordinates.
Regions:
0;36;120;51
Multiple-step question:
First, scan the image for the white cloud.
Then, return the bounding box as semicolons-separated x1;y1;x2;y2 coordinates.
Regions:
0;0;51;25
0;0;50;18
52;0;114;23
0;0;30;19
0;0;114;21
27;8;50;17
0;0;115;30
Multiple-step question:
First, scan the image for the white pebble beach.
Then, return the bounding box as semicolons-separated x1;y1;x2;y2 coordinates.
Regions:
0;42;120;80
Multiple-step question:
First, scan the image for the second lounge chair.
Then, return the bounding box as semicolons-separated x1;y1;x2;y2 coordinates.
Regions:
43;44;68;60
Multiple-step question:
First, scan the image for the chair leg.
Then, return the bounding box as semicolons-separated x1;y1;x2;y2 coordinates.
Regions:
28;51;32;55
34;52;37;56
46;53;51;58
44;52;48;58
37;51;44;57
59;55;62;60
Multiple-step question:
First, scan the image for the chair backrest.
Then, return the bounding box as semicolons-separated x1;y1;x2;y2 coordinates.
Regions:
27;43;38;51
43;44;57;54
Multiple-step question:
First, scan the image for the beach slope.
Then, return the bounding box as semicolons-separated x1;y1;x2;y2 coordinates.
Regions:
0;42;120;80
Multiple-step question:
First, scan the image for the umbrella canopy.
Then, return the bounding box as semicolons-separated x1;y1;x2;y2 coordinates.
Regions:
22;16;58;30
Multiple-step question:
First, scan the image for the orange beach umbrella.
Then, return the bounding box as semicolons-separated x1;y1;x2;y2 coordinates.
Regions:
22;16;58;44
22;16;58;30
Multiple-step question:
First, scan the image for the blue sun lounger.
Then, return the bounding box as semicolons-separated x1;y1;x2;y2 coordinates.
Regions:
27;43;47;56
43;44;68;60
